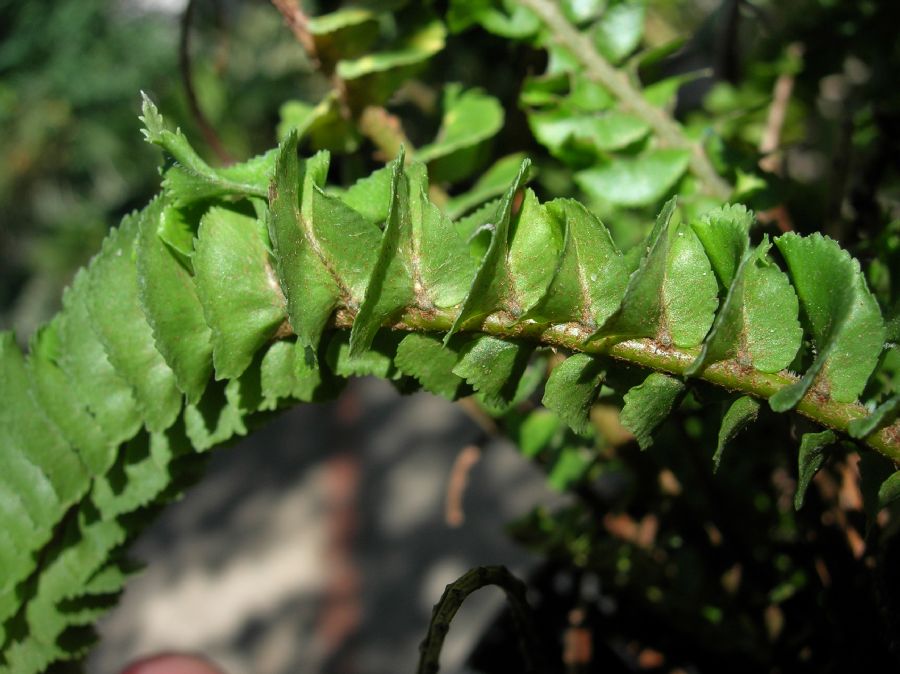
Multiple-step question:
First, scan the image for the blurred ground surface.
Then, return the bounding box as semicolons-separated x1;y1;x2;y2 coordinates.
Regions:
90;378;558;674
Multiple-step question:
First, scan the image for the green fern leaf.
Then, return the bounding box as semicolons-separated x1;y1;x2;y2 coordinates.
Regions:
193;206;287;380
269;135;381;353
90;424;189;519
141;95;271;203
794;430;837;510
4;102;900;669
260;340;344;410
542;353;605;436
394;333;469;400
136;198;214;404
771;234;884;410
619;371;686;449
452;336;536;413
526;199;627;327
57;270;143;446
595;198;718;348
879;471;900;509
337;165;393;225
848;394;899;439
713;395;760;471
688;206;801;374
87;209;182;432
27;318;117;475
446;159;542;339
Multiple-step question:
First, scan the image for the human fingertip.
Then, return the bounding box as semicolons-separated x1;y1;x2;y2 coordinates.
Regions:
118;653;226;674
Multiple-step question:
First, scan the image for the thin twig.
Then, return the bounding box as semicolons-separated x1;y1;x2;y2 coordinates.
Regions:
270;0;319;67
759;44;803;172
270;0;414;162
358;105;415;162
456;397;500;437
516;0;732;200
757;45;800;237
417;566;546;674
444;444;481;527
180;0;233;165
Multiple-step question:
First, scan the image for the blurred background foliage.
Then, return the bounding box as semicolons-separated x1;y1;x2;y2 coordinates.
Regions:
2;0;900;671
0;0;308;336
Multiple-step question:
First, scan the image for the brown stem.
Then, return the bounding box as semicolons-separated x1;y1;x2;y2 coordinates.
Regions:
516;0;732;200
322;309;900;462
269;0;416;163
180;0;233;165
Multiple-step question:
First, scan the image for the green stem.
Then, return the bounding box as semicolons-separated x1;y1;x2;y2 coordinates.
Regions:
516;0;733;201
330;310;900;462
416;565;545;674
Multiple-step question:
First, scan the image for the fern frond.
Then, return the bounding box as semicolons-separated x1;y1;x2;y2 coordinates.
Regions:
1;101;897;671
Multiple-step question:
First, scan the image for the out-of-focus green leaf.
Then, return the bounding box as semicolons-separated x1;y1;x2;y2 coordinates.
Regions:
308;8;380;66
520;73;570;107
277;94;361;154
548;446;593;490
879;471;900;509
529;109;650;160
643;72;699;110
576;149;690;207
561;0;605;23
515;409;563;457
566;74;616;111
447;0;540;38
337;19;446;105
593;0;647;64
416;85;504;163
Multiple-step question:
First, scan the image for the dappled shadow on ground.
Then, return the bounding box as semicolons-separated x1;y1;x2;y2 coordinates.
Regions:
91;379;559;674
